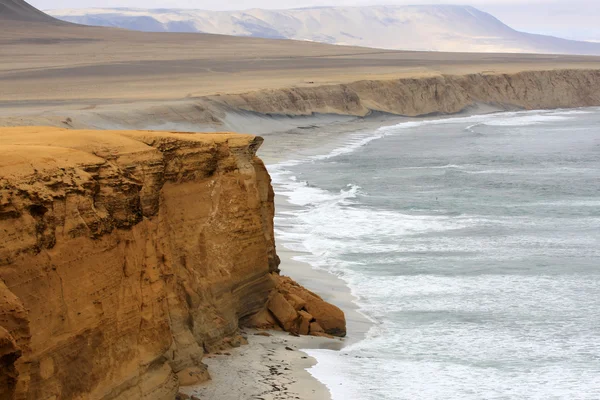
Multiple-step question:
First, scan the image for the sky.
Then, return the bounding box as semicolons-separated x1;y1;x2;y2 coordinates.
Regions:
28;0;600;41
29;0;591;11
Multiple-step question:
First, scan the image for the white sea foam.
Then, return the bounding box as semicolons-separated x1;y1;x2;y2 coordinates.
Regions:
481;114;572;126
267;107;600;400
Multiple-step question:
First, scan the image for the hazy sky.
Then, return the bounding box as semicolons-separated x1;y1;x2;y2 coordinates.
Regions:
30;0;589;10
28;0;600;41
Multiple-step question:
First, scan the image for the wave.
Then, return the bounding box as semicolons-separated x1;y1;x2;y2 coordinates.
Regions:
266;106;600;400
481;114;572;126
269;108;589;170
267;105;598;296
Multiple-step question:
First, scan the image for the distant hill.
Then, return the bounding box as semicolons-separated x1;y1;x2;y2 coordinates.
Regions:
47;5;600;55
0;0;63;24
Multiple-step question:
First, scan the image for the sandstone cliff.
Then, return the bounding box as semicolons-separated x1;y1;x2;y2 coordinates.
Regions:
1;69;599;132
210;69;600;118
0;127;344;400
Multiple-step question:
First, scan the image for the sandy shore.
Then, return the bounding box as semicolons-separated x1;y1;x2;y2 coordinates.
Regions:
177;116;387;400
182;104;519;399
178;227;370;400
178;242;367;400
179;329;337;400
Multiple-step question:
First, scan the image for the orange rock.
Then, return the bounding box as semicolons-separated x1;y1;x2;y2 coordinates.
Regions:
298;310;313;336
291;288;346;337
0;128;277;400
285;293;307;311
0;327;21;398
246;308;280;330
267;292;300;333
309;321;325;335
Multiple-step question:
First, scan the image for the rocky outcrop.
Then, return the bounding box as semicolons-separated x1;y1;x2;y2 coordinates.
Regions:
247;274;346;338
0;126;313;400
212;69;600;117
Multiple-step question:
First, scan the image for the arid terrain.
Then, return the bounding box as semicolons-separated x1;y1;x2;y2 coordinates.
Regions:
2;4;600;131
48;5;600;55
2;1;600;399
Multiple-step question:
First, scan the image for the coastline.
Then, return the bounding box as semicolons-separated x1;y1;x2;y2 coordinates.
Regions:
179;329;336;400
181;106;519;399
3;7;600;398
4;106;598;400
211;105;600;399
179;116;387;399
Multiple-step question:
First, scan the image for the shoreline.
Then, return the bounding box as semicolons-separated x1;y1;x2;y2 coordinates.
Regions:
4;107;597;400
180;115;390;400
180;105;547;399
3;10;600;399
238;104;600;399
179;329;336;400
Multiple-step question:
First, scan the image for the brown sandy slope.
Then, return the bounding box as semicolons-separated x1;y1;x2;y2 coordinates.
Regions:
0;0;64;23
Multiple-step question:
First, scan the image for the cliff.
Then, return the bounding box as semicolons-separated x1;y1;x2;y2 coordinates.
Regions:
0;127;344;400
210;69;600;118
5;69;597;133
0;68;600;134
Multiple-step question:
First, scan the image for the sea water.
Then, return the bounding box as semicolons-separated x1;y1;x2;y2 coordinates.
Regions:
268;108;600;399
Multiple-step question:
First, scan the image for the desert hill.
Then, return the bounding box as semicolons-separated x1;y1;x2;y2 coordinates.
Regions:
49;5;600;55
0;0;63;23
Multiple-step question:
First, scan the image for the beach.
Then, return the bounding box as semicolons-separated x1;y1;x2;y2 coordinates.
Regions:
174;115;385;400
182;106;600;399
172;105;532;399
179;329;334;400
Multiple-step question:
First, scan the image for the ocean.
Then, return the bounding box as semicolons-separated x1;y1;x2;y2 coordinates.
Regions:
268;108;600;399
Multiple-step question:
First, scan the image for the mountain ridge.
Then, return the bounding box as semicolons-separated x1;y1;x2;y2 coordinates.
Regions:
47;4;600;55
0;0;64;24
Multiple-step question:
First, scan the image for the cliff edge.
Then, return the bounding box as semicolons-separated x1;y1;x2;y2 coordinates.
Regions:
0;127;344;400
211;69;600;118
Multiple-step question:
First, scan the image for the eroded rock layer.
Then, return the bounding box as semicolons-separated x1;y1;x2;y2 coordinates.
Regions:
0;127;296;400
212;69;600;117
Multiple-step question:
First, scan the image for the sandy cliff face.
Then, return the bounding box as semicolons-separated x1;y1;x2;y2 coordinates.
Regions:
0;69;599;132
212;69;600;118
0;127;288;399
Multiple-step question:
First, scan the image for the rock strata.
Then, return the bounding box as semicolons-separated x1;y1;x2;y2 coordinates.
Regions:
0;127;337;400
212;69;600;118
